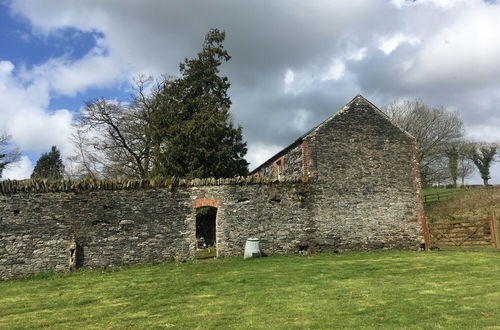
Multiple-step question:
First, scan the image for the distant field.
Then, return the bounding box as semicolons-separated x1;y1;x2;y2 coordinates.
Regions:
424;186;500;222
1;251;499;329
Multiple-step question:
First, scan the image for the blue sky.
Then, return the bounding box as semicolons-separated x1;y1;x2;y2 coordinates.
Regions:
1;0;500;183
0;4;128;112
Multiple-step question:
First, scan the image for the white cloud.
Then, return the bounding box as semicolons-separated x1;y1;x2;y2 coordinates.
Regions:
246;143;284;171
466;124;500;143
404;4;500;87
4;0;500;184
2;156;33;180
283;69;295;94
417;0;477;8
290;109;312;133
0;61;15;78
0;61;74;156
20;45;126;97
378;33;420;55
347;48;367;62
322;59;345;81
391;0;476;8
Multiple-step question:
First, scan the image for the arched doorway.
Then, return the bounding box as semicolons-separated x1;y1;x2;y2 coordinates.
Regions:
194;198;220;259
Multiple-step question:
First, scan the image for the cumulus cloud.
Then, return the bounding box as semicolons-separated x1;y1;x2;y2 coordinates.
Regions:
246;143;284;170
2;156;33;180
24;50;124;97
2;0;500;182
0;60;74;155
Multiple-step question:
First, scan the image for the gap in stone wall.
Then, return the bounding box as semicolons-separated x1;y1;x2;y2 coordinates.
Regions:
195;206;217;259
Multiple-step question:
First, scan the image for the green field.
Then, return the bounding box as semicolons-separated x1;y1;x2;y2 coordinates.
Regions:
424;186;500;222
1;250;499;329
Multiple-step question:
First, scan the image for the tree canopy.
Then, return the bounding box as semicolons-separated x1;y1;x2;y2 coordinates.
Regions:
465;142;498;186
31;146;65;179
69;29;248;180
385;100;464;186
70;77;157;179
151;29;248;178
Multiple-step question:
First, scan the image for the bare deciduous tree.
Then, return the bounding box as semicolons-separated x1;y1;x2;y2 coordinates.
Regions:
444;141;476;187
457;154;475;186
464;142;498;186
445;143;460;187
68;76;162;179
0;131;21;178
66;127;105;179
385;99;464;186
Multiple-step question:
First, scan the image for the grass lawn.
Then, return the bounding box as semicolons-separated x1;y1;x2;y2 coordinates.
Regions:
1;250;499;329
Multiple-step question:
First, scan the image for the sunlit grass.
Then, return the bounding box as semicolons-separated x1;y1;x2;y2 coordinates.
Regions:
1;250;499;329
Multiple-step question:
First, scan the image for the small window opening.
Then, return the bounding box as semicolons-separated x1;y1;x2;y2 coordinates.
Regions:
13;209;20;215
274;157;285;178
195;206;217;259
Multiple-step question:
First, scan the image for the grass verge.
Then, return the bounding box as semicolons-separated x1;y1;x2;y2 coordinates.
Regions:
1;250;499;329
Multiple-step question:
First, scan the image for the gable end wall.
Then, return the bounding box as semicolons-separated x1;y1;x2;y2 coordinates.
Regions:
308;99;422;251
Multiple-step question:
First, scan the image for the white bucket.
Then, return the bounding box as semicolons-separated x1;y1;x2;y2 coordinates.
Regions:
244;238;261;259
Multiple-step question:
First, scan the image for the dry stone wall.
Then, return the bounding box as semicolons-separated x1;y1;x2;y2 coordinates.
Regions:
0;179;312;280
0;189;194;279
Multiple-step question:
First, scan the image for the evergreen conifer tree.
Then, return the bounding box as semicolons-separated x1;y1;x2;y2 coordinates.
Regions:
31;146;65;179
152;29;248;178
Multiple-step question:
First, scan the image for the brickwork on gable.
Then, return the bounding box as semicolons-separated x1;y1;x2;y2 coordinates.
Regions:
300;140;312;177
255;143;304;178
272;156;285;177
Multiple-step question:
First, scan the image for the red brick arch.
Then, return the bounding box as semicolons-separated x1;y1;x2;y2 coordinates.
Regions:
194;197;221;209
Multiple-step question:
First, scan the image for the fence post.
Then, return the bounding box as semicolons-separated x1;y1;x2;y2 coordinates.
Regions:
490;213;500;249
420;216;430;251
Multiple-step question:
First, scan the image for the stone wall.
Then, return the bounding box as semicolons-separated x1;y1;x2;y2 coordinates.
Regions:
0;179;312;280
0;188;193;279
192;183;313;257
249;96;423;252
0;96;424;280
307;98;422;251
255;143;305;178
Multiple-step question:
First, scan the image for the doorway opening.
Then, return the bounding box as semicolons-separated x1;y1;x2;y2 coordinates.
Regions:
195;206;217;259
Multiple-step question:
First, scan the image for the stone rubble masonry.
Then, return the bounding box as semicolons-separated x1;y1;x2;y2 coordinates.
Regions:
0;181;312;280
306;96;422;252
251;95;423;252
0;95;423;280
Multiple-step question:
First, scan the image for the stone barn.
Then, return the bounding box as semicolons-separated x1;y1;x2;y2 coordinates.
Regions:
251;94;423;251
0;95;423;279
